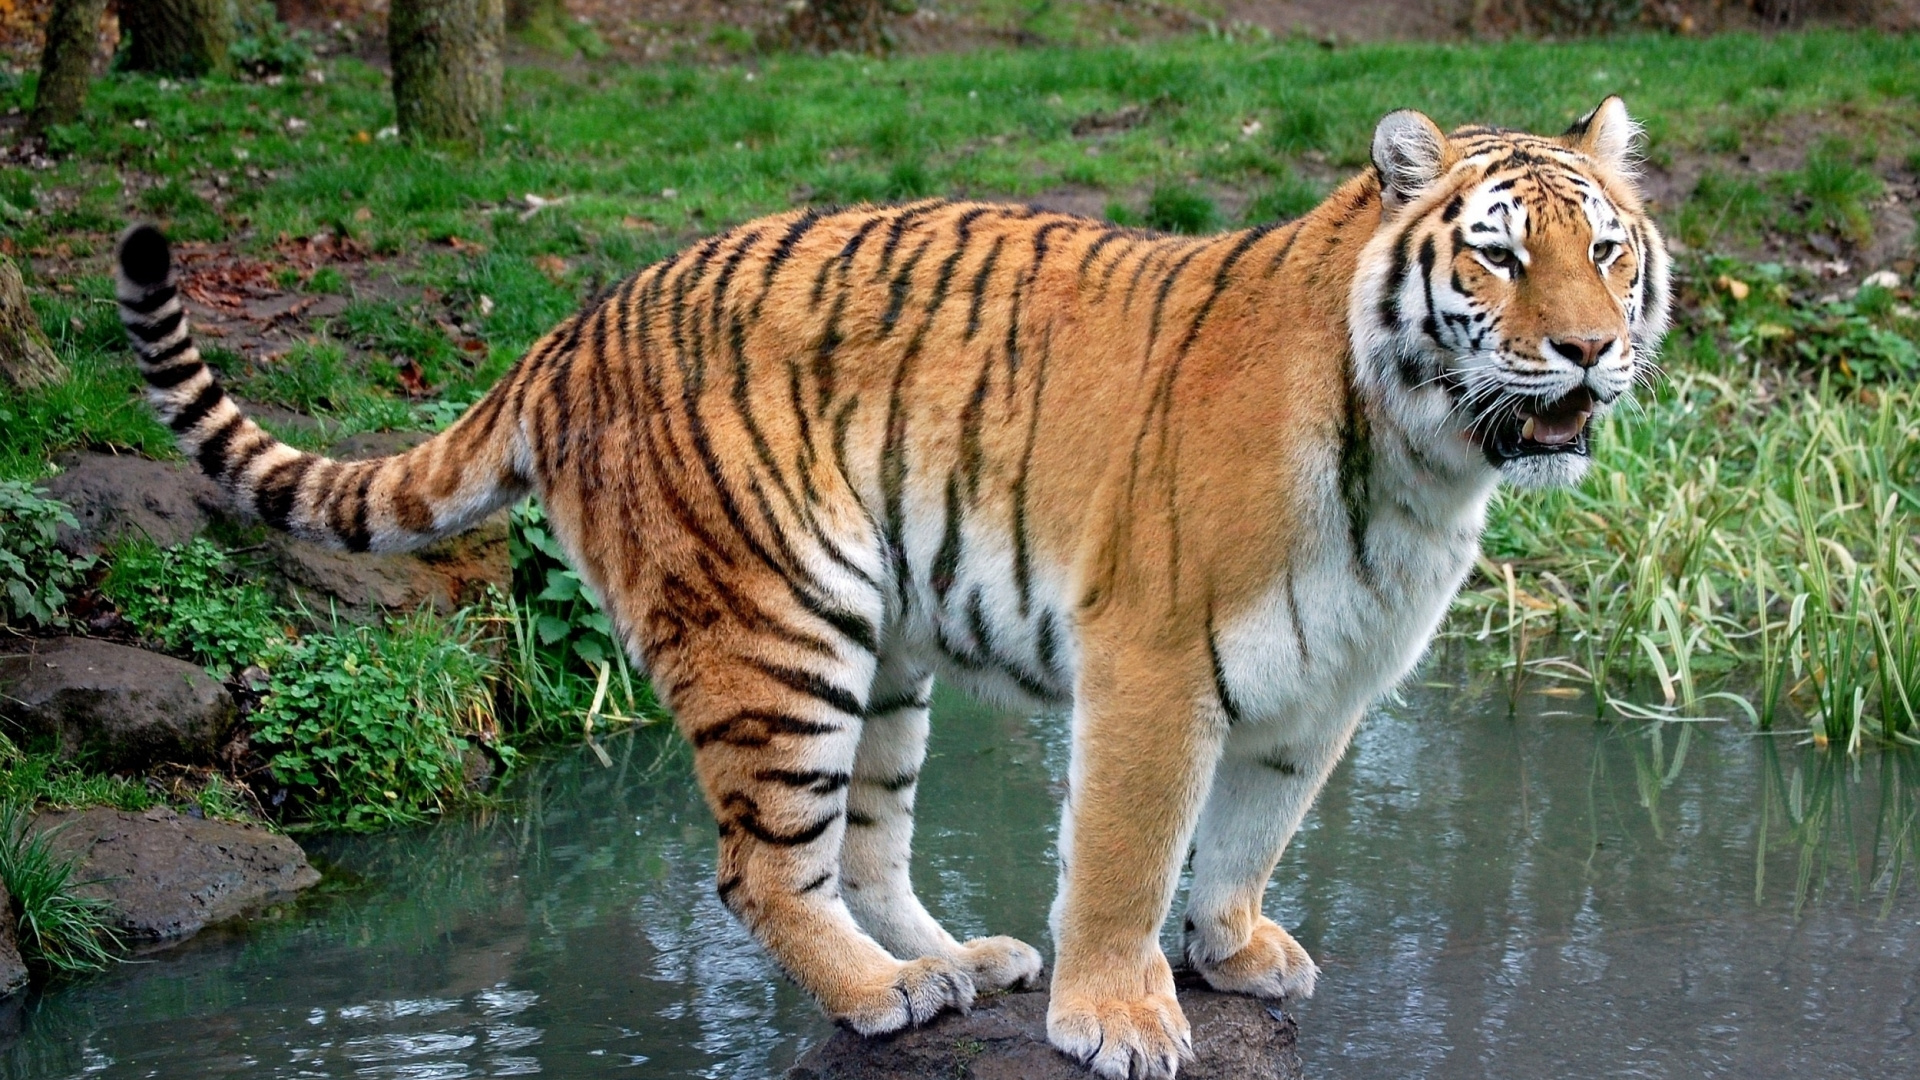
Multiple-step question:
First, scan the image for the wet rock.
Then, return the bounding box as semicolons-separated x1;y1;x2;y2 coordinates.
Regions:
30;806;321;943
0;638;235;771
263;429;510;622
786;973;1303;1080
41;451;226;556
0;881;27;998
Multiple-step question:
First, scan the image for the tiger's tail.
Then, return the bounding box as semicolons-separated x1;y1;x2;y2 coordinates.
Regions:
115;223;536;553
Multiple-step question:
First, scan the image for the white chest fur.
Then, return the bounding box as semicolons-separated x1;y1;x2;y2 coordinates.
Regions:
1212;451;1494;738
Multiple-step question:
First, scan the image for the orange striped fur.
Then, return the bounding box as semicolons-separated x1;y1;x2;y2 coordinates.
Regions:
118;97;1668;1078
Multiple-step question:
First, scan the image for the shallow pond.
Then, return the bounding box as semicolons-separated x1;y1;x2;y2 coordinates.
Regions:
4;672;1917;1079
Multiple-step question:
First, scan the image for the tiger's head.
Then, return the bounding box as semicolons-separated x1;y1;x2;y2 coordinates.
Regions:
1350;97;1671;490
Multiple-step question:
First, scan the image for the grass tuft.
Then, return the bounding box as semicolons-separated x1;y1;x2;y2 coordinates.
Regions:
0;801;122;974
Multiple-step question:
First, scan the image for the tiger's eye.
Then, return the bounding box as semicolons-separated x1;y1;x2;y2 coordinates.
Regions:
1479;247;1518;272
1592;240;1620;264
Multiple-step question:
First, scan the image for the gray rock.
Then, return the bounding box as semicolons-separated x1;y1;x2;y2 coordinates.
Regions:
266;516;509;622
0;881;27;998
0;638;235;771
262;428;509;621
41;451;226;556
30;806;321;943
787;973;1303;1080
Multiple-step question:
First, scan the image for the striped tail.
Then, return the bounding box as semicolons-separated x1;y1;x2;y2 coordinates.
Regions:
115;223;535;553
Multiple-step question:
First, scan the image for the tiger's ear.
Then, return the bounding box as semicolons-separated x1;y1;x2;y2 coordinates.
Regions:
1564;96;1640;173
1371;109;1450;210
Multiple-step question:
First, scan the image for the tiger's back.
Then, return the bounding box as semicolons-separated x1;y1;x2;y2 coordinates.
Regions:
117;96;1668;1080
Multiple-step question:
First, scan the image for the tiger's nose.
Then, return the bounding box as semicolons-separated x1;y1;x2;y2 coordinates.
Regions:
1548;336;1615;368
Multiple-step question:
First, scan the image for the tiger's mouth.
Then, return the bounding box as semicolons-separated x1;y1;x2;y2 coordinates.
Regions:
1482;387;1595;464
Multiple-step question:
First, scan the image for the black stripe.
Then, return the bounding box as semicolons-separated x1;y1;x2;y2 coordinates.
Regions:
129;308;183;344
342;467;376;552
143;357;203;388
927;207;992;322
865;689;931;716
1377;227;1413;331
931;474;963;601
724;794;839;847
879;236;933;336
256;455;315;529
1206;604;1243;724
1177;224;1276;357
194;414;244;480
877;771;918;793
168;380;225;433
760;209;822;296
846;811;878;827
1337;352;1377;589
716;875;743;905
755;768;851;793
1076;228;1126;281
1417;234;1443;357
746;657;865;716
692;710;844;749
965;236;1005;340
1258;751;1301;776
1263;221;1305;276
797;872;833;894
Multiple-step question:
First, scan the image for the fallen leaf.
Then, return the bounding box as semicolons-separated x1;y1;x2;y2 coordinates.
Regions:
394;357;430;396
533;254;569;281
1715;275;1750;301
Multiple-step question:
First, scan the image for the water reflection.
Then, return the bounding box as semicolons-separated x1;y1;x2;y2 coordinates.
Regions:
0;673;1915;1078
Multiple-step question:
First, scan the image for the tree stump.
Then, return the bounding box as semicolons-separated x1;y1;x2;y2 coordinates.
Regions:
0;258;66;391
391;0;505;148
119;0;236;78
785;0;897;54
25;0;112;139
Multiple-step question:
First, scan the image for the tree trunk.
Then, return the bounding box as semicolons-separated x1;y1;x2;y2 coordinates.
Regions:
390;0;504;149
120;0;236;77
786;0;894;54
26;0;111;139
0;259;67;392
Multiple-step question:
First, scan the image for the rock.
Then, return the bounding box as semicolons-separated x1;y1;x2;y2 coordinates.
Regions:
263;429;510;622
30;806;321;943
41;451;227;556
786;972;1304;1080
0;638;235;772
0;881;28;998
266;517;508;622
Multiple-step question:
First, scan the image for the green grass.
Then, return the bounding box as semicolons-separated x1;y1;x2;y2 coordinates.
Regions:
0;800;123;973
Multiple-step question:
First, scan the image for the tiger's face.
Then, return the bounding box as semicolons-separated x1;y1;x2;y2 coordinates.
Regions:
1353;97;1671;490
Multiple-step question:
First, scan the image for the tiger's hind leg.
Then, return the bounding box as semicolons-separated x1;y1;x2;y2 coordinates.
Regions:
841;656;1043;993
658;599;976;1035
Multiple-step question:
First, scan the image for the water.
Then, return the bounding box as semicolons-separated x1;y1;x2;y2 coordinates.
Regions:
3;675;1916;1079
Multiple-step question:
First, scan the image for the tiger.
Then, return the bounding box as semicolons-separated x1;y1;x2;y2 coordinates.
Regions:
114;96;1668;1079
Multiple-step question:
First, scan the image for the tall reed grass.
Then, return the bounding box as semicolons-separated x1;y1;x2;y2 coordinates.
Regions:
1463;361;1918;749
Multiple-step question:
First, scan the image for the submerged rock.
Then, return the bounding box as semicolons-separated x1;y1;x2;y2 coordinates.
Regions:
787;973;1303;1080
30;806;321;943
42;450;227;556
0;881;27;999
0;638;235;771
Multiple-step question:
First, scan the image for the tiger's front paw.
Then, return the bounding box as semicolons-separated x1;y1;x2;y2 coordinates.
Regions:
955;935;1044;993
1186;914;1318;1001
1046;958;1192;1080
831;956;977;1036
